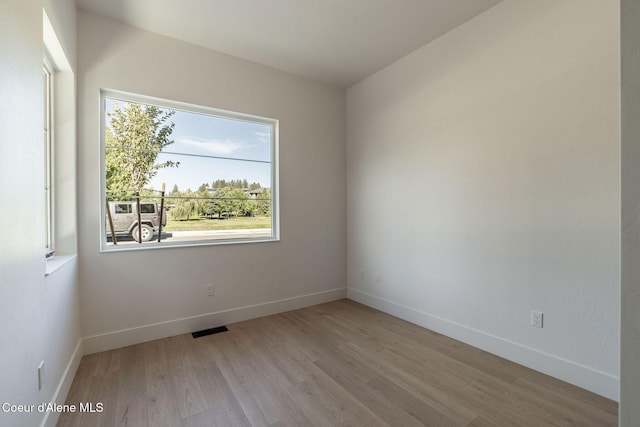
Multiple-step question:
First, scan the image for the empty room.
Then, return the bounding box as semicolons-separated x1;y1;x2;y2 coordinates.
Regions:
2;0;639;426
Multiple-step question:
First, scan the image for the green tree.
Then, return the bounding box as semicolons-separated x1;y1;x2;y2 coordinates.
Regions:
196;183;212;217
169;190;198;220
209;187;248;219
254;188;271;216
105;102;177;196
212;179;227;189
212;179;249;189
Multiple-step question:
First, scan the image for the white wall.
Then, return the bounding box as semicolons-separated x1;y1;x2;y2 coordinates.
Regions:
620;0;640;423
347;0;619;399
77;11;346;352
0;1;81;426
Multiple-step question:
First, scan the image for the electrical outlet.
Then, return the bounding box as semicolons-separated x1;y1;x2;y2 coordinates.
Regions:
38;361;45;390
531;311;543;328
206;284;215;297
376;274;382;285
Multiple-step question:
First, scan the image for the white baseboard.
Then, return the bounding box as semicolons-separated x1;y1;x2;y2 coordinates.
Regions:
347;287;619;401
40;339;83;427
83;287;347;354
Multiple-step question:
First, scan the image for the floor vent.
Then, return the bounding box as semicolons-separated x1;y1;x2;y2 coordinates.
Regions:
192;325;228;339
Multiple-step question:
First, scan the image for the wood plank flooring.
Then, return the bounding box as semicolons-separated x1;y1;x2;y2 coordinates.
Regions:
57;299;617;426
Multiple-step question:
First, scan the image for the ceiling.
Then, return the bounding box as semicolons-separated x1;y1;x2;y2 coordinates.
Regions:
76;0;502;88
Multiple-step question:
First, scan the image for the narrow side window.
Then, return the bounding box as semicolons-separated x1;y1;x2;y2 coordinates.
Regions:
43;56;54;255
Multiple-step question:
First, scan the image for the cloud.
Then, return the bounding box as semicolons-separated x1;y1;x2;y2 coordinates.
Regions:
177;137;253;156
253;131;271;143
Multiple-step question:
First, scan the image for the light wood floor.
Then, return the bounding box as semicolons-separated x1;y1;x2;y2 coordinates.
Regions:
57;299;617;426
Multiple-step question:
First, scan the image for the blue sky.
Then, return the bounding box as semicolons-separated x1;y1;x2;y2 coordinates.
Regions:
105;98;273;192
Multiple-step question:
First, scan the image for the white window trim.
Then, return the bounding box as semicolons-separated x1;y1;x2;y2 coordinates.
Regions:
99;89;280;252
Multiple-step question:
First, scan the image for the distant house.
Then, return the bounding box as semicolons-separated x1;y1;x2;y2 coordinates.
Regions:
247;187;266;199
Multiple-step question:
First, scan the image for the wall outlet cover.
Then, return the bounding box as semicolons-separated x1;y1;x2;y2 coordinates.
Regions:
531;311;544;328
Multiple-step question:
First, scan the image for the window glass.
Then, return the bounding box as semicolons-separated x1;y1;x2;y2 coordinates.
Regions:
44;58;53;253
114;204;132;214
140;204;155;214
101;91;278;249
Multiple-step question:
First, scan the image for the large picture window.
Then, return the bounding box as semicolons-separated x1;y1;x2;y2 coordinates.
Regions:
100;90;278;250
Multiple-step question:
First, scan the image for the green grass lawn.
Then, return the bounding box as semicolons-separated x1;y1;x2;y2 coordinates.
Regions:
164;216;271;231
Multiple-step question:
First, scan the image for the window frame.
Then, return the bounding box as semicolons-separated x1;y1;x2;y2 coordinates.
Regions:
99;89;280;252
43;54;54;255
43;8;78;276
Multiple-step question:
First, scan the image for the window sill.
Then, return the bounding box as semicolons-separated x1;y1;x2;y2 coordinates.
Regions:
100;235;279;253
45;254;77;277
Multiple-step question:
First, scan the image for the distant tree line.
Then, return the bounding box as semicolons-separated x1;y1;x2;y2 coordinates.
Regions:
210;179;261;190
168;180;271;221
